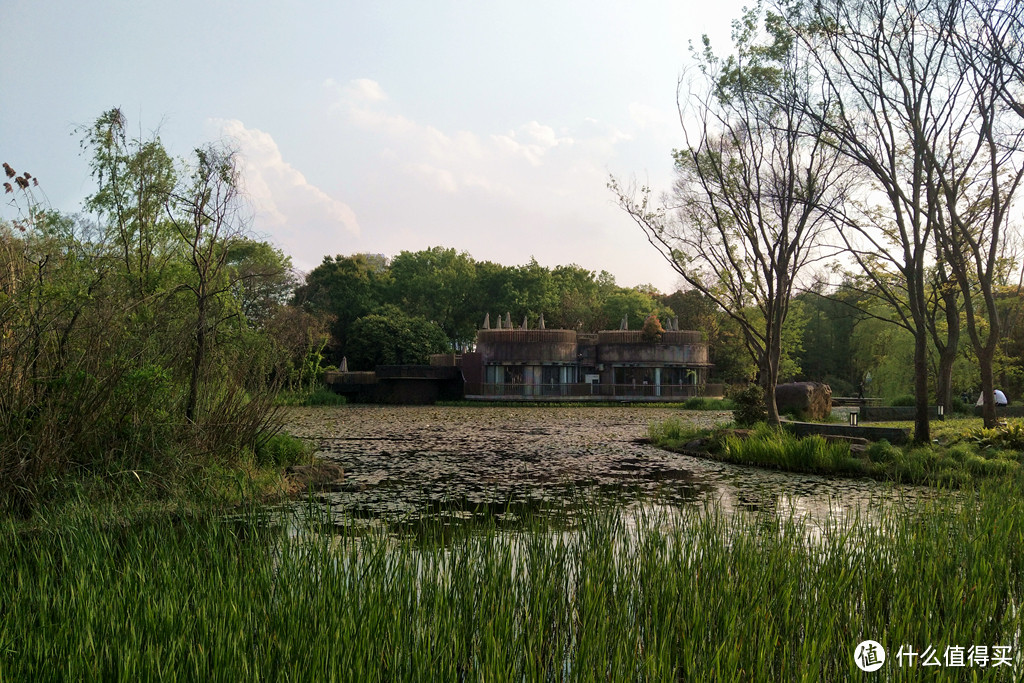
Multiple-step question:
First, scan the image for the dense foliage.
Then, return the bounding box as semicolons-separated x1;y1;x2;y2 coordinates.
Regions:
0;111;311;515
293;247;680;369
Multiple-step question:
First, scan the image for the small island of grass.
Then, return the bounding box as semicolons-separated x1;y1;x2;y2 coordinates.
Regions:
649;416;1024;487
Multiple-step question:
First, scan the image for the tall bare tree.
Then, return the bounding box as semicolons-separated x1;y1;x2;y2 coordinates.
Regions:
783;0;975;442
612;6;847;424
929;0;1024;427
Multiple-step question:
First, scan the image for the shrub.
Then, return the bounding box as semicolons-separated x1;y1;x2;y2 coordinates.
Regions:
865;440;901;464
682;397;734;410
641;314;665;342
966;423;1024;451
729;385;767;427
254;432;310;467
823;375;855;397
891;395;916;407
304;388;347;406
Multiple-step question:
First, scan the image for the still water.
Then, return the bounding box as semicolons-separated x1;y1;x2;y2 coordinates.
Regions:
283;405;931;529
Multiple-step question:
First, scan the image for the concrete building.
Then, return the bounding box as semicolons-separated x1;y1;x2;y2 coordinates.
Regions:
462;327;717;400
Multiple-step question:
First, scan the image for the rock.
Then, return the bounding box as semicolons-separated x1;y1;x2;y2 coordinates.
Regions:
775;382;833;421
285;462;345;491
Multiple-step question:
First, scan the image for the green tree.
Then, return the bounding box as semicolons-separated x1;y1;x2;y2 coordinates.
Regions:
792;283;863;390
388;247;478;348
473;260;518;327
602;287;660;331
928;0;1024;426
225;238;295;328
164;144;251;423
781;0;1021;439
292;253;390;362
81;108;178;297
346;307;451;369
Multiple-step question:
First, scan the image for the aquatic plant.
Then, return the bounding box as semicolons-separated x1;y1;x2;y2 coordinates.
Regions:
3;487;1022;680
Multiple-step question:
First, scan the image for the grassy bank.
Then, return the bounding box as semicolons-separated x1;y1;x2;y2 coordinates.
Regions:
649;417;1024;486
2;487;1022;680
7;430;318;525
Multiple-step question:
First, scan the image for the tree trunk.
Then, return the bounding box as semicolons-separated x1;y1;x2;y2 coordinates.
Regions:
762;332;782;426
935;351;955;415
913;328;931;444
978;347;998;429
936;279;960;413
185;293;206;424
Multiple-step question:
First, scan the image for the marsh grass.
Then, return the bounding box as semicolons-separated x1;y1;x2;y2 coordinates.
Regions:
650;417;1024;487
3;488;1023;680
275;386;348;407
721;423;866;474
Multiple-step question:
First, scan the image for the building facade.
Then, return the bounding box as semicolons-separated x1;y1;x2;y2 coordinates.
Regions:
463;328;716;400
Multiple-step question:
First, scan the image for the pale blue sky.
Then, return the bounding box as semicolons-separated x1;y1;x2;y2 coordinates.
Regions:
2;0;746;291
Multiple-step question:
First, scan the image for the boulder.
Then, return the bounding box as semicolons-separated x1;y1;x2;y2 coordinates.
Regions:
775;382;833;421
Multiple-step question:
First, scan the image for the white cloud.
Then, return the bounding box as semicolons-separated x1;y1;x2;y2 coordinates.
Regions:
210;118;360;263
323;77;388;103
402;162;458;193
311;77;681;290
628;102;675;130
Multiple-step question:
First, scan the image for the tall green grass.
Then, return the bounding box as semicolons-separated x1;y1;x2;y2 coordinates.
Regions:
721;423;866;474
650;417;1024;486
275;386;347;406
3;488;1023;680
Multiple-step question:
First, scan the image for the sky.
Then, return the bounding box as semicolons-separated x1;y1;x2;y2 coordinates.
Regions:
2;0;747;293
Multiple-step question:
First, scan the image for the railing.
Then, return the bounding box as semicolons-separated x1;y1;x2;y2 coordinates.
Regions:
466;383;723;399
831;396;885;407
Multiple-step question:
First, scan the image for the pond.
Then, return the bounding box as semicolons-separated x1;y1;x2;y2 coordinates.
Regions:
283;405;931;529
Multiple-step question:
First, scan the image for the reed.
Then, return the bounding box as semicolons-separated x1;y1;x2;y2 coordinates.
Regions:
275;387;347;407
650;417;1024;486
2;486;1022;680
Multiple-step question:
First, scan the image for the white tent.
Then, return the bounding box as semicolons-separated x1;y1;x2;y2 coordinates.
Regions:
976;390;1008;406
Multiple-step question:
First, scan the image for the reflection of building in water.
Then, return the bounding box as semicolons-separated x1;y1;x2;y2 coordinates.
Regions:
461;327;718;400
